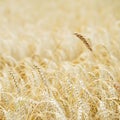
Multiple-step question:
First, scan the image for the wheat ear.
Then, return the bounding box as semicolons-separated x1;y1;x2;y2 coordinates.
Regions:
74;33;92;51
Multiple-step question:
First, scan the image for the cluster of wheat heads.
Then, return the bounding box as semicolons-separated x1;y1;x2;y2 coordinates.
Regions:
0;0;120;120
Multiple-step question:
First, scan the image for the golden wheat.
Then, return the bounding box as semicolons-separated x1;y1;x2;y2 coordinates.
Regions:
0;0;120;120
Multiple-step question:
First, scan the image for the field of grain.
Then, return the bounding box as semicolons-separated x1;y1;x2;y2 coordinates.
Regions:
0;0;120;119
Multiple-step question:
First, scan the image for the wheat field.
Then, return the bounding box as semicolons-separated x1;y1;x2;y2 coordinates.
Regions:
0;0;120;120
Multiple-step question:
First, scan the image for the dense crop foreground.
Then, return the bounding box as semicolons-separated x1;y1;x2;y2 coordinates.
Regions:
0;0;120;120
